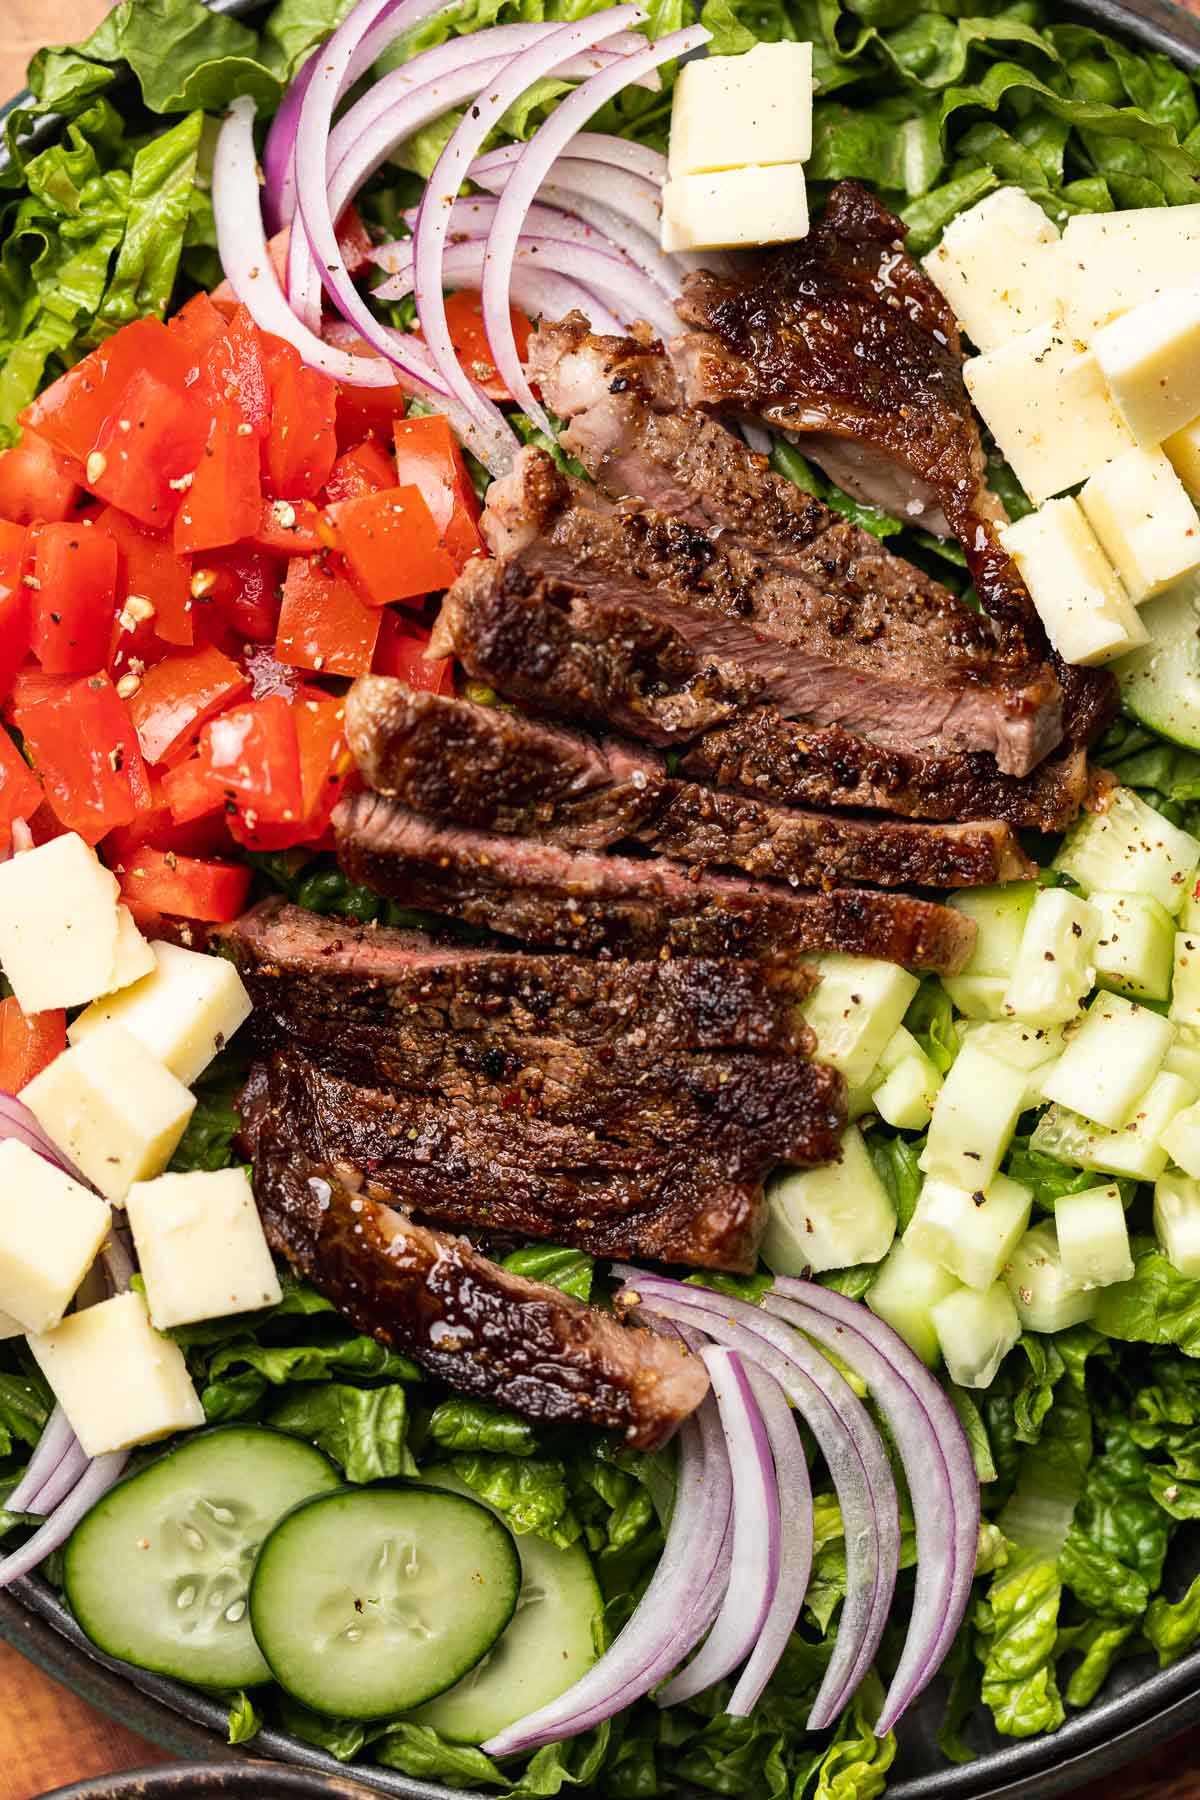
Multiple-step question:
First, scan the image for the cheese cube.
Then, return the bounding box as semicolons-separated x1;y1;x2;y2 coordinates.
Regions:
69;941;252;1087
0;834;123;1013
964;322;1135;504
109;906;156;992
668;43;813;177
1093;287;1200;446
1080;448;1200;604
126;1169;281;1331
1062;206;1200;340
1040;990;1175;1129
1164;415;1200;503
0;1140;110;1333
1000;499;1146;667
27;1290;204;1457
22;1025;195;1203
923;188;1062;352
662;163;808;254
0;1312;21;1341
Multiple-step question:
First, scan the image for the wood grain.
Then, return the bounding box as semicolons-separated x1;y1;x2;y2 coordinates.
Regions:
0;0;112;103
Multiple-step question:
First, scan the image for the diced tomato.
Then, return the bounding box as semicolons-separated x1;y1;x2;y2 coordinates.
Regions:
250;497;324;556
0;724;41;846
127;644;249;766
174;408;262;556
30;522;119;676
195;693;303;827
160;756;226;826
328;485;457;607
193;546;284;644
23;318;193;468
111;845;252;924
393;414;484;571
14;672;150;843
105;777;230;861
5;664;72;718
0;996;65;1092
168;292;229;367
244;644;302;702
230;690;351;851
440;291;532;402
95;507;194;648
264;350;339;502
0;431;81;525
337;205;374;277
373;612;456;693
87;368;211;529
276;556;381;678
201;306;272;438
323;439;396;504
0;523;32;699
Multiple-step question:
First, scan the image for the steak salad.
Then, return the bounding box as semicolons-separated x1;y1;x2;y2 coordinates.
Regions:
3;0;1200;1794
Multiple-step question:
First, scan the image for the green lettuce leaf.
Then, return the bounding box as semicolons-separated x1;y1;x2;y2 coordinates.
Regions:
427;1397;541;1457
502;1244;595;1302
1093;1238;1200;1354
268;1383;417;1483
1146;1570;1200;1667
449;1452;582;1546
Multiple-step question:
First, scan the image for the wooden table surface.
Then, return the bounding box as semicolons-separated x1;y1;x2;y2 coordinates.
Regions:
6;0;1200;1796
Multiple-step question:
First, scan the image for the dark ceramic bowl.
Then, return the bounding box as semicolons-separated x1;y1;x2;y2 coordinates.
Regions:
6;0;1200;1794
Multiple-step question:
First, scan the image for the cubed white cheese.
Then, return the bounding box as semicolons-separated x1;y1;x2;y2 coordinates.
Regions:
0;834;123;1014
1093;286;1200;446
0;1313;21;1342
1079;447;1200;604
1164;414;1200;504
1040;990;1175;1129
1000;499;1146;667
126;1169;281;1331
69;941;252;1087
1061;205;1200;340
661;163;808;254
26;1290;204;1457
0;1139;110;1334
923;187;1062;352
108;906;156;992
668;43;813;177
22;1024;195;1203
964;322;1135;505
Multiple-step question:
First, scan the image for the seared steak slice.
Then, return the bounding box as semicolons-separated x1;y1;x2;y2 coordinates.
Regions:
222;899;818;1055
247;1049;815;1270
460;445;1059;775
348;676;1032;886
334;790;977;971
243;1078;708;1447
681;711;1095;832
671;182;1117;745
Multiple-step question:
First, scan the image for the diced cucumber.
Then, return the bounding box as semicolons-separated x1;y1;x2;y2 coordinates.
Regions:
1031;1070;1198;1182
1002;888;1099;1026
763;1125;896;1275
942;975;1009;1020
873;1054;940;1130
875;1025;921;1075
249;1485;520;1719
1053;788;1200;916
1115;572;1200;750
62;1427;342;1688
905;1173;1032;1291
800;955;920;1087
1154;1171;1200;1277
1005;1221;1097;1332
962;1020;1069;1108
1166;1023;1200;1088
867;1240;959;1366
1171;931;1200;1027
947;883;1038;974
1054;1183;1133;1289
1039;991;1174;1128
414;1471;600;1744
1091;890;1175;1001
931;1282;1021;1390
919;1042;1028;1189
1183;876;1200;931
1162;1098;1200;1178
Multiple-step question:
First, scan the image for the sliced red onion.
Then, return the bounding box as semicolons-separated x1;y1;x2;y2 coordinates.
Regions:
7;1407;75;1516
472;129;668;186
412;7;650;470
0;1449;128;1592
767;1279;980;1733
656;1347;778;1706
396;194;649;258
479;22;708;430
728;1363;813;1717
483;1396;731;1756
24;1438;91;1518
376;238;623;334
473;166;681;297
262;48;316;235
613;1270;899;1731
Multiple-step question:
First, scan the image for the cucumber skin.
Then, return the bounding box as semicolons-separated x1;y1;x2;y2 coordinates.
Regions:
63;1426;342;1691
1117;577;1200;749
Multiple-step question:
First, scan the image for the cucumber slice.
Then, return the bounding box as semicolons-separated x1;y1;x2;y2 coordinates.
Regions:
1004;1221;1097;1333
800;954;919;1087
867;1239;958;1366
62;1426;342;1688
1054;1184;1133;1289
414;1470;600;1743
1039;991;1174;1129
905;1172;1032;1292
919;1041;1028;1189
1154;1171;1200;1277
931;1282;1021;1390
763;1125;896;1275
1171;930;1200;1027
1053;788;1200;917
948;883;1037;975
1002;888;1099;1027
249;1485;520;1719
1092;890;1175;1002
1031;1070;1197;1182
1115;574;1200;748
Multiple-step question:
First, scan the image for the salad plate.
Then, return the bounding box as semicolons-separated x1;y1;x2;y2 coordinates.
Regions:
6;0;1200;1795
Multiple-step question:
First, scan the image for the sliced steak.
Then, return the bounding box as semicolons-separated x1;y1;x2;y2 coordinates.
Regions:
680;711;1095;832
348;676;1032;886
243;1074;708;1447
334;790;977;971
671;181;1117;745
460;442;1058;776
247;1049;819;1271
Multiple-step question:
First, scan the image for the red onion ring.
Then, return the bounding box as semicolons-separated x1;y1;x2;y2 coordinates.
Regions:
471;162;681;295
0;1450;129;1591
375;238;624;334
7;1407;76;1516
472;128;669;186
